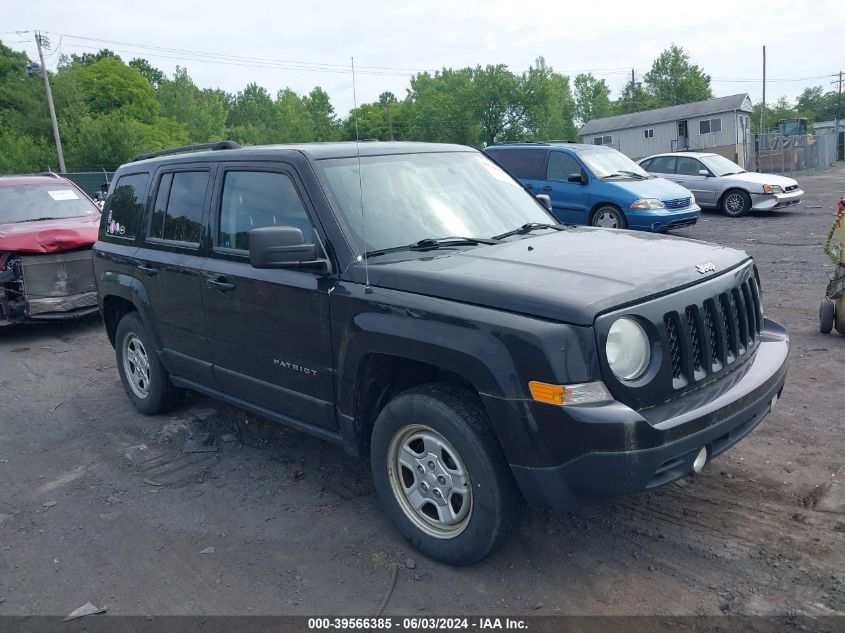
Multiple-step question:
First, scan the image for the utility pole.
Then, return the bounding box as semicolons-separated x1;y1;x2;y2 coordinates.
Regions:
34;31;66;173
760;45;766;136
631;68;636;111
835;71;843;161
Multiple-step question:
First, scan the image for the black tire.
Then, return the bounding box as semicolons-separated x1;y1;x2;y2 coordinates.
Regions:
835;301;845;336
721;189;751;217
370;384;524;566
115;312;180;415
590;205;627;229
819;297;834;334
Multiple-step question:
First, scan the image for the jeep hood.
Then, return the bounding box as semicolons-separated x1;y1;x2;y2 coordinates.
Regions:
361;228;750;325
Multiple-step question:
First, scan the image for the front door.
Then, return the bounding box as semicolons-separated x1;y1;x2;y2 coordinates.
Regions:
136;167;214;385
543;151;590;224
201;164;336;430
674;156;717;206
677;121;688;150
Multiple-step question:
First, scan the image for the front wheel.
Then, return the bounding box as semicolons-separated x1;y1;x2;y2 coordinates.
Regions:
370;384;524;565
721;189;751;217
591;205;627;229
115;312;181;415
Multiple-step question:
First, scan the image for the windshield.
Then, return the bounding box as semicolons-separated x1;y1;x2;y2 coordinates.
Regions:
576;148;650;179
0;184;98;224
315;152;553;254
700;154;746;176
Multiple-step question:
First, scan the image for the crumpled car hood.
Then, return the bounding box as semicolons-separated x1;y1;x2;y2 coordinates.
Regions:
0;215;100;254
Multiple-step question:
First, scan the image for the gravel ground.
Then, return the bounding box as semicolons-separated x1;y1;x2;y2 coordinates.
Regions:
1;168;843;618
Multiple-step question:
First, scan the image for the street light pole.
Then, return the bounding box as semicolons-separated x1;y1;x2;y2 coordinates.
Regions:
34;31;67;174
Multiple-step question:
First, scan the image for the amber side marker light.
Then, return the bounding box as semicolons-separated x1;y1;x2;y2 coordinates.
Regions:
528;380;613;406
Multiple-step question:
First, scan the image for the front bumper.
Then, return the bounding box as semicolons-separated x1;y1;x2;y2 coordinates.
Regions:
750;189;803;211
507;318;789;511
626;205;701;232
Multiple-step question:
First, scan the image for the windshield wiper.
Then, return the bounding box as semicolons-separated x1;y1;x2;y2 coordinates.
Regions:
365;236;502;258
491;222;566;241
19;217;59;223
720;171;746;176
603;170;646;180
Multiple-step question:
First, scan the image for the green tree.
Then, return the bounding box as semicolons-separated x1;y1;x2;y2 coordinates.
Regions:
615;71;657;114
574;73;612;126
405;68;479;145
796;86;839;122
378;91;399;140
65;112;187;170
74;58;160;122
0;127;56;173
227;82;277;144
644;44;712;107
303;87;339;141
472;64;529;146
129;58;165;90
274;88;314;142
522;57;577;141
158;66;228;142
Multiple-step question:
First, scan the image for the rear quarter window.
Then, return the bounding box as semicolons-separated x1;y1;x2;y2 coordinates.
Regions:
102;173;150;241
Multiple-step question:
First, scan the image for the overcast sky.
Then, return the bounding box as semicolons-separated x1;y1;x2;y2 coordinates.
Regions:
4;0;843;116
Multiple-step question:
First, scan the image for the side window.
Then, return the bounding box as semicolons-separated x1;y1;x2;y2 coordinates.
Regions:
647;156;676;173
103;172;149;240
676;157;704;176
639;159;652;171
487;150;547;180
546;152;581;181
218;171;313;251
148;171;208;245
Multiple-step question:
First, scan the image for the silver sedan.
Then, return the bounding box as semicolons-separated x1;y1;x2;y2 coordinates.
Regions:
638;152;803;217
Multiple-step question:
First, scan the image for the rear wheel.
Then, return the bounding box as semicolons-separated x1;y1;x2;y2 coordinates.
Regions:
819;297;834;334
721;189;751;217
115;312;180;415
370;384;524;565
591;205;627;229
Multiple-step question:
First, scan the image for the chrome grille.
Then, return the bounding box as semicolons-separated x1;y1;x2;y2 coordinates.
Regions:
664;197;691;210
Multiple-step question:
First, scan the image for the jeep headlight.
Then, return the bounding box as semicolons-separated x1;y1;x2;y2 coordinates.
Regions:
630;198;665;210
606;317;651;381
689;192;696;205
763;184;783;194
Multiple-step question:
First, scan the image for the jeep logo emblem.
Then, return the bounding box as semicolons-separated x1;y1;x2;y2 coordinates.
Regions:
696;262;717;274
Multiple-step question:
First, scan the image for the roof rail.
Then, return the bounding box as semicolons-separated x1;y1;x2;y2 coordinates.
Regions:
546;139;578;144
37;171;63;178
491;141;549;146
132;140;242;162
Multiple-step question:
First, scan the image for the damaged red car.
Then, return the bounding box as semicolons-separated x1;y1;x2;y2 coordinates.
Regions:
0;174;101;326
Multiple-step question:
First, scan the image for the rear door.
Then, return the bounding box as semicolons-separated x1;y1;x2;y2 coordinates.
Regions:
136;165;215;385
675;156;716;206
543;150;590;224
643;155;677;179
201;162;337;430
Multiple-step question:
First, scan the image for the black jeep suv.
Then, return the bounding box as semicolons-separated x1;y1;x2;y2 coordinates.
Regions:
93;141;789;565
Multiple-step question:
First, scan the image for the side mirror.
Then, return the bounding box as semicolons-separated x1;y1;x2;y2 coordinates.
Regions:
568;173;586;184
535;194;552;211
698;169;709;177
249;226;326;271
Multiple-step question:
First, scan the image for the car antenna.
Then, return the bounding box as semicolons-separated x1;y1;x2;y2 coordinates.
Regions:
351;56;372;294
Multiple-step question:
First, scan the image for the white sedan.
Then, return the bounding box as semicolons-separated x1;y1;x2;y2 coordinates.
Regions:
638;152;803;217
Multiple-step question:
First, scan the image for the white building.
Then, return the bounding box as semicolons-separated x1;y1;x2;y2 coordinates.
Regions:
579;94;754;164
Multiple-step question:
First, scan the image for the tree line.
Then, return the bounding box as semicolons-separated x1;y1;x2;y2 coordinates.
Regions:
0;40;838;174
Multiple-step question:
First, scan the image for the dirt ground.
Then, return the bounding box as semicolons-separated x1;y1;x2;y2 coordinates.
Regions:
1;169;843;618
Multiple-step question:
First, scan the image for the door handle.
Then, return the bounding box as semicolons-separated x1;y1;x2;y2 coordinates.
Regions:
136;264;159;276
524;183;533;190
542;185;553;192
206;277;236;292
